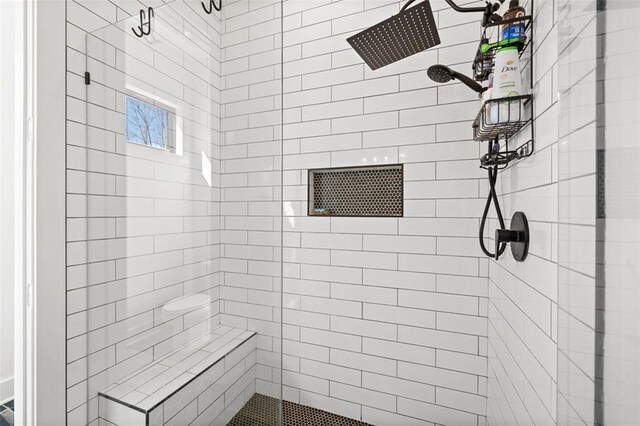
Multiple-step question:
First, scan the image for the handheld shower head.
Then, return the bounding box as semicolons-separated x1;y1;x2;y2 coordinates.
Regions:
426;64;455;83
427;64;486;94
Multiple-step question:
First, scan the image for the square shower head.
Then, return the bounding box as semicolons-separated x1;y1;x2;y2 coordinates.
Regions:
347;0;441;71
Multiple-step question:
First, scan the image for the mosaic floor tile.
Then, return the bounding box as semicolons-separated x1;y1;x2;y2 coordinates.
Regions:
228;394;373;426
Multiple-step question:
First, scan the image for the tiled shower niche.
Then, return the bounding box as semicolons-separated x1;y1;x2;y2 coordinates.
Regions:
308;164;403;217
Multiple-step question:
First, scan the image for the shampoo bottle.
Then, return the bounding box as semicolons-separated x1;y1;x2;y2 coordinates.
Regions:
502;0;526;41
491;46;523;123
481;73;494;127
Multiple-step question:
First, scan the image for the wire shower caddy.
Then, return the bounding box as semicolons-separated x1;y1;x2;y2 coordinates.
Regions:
472;13;534;170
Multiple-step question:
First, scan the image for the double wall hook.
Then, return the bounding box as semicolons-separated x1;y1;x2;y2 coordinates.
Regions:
201;0;221;14
132;7;154;37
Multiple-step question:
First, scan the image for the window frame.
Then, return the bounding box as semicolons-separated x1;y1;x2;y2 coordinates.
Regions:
124;94;176;153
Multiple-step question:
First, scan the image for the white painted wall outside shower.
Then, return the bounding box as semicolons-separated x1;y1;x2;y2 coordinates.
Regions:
0;2;16;403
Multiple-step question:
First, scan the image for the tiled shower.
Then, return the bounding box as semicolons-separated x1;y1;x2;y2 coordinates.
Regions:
58;0;640;425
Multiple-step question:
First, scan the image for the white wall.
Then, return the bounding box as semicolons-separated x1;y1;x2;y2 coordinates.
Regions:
486;0;560;424
558;0;640;424
64;2;223;424
232;0;561;424
222;0;490;424
218;0;284;402
280;1;489;424
35;0;68;421
555;0;598;422
63;0;576;425
599;2;640;421
0;0;16;405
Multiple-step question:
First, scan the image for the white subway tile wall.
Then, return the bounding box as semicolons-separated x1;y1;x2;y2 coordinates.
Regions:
218;0;284;405
66;1;223;424
487;0;560;425
66;0;564;424
246;0;488;423
556;0;606;424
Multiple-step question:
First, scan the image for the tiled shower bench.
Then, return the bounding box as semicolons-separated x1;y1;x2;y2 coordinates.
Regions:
98;326;257;426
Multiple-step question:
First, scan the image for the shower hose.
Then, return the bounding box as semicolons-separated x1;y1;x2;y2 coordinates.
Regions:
479;141;507;258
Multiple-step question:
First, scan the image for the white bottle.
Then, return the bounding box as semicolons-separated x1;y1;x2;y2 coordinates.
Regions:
491;46;523;123
480;74;493;128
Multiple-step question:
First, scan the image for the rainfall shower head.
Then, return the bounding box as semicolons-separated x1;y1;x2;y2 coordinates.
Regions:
347;0;441;71
427;64;486;94
347;0;505;71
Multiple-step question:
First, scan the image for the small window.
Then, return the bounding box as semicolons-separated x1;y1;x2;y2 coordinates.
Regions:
125;96;173;151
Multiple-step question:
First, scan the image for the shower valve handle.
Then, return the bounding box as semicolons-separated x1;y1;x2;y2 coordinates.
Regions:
494;212;530;262
495;230;521;260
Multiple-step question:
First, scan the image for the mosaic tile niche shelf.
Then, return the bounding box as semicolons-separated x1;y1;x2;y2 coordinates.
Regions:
308;164;403;217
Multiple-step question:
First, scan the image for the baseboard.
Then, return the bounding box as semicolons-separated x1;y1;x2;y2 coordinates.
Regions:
0;377;13;405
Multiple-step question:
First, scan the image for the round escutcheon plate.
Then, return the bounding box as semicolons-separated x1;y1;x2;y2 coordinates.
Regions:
510;211;529;262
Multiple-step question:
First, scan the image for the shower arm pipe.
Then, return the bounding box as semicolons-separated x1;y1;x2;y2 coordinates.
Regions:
401;0;505;26
442;0;487;13
401;0;497;13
